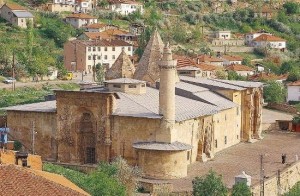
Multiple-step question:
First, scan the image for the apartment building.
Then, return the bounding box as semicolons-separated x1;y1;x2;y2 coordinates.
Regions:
64;39;133;73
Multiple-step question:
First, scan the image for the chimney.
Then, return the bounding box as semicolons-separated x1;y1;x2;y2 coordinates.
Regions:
157;43;177;143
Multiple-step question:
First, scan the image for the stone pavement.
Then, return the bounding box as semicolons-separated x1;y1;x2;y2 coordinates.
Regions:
170;131;300;192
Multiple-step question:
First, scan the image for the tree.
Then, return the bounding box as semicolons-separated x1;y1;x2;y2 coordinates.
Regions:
232;182;251;196
95;63;105;84
227;71;246;81
285;181;300;196
242;56;252;67
263;80;286;104
192;170;228;196
287;67;300;82
216;70;227;79
283;2;300;15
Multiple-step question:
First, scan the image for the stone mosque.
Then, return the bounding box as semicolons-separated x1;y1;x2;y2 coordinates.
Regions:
5;30;263;179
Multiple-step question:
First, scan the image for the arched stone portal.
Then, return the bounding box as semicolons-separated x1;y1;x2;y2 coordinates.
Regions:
78;112;96;164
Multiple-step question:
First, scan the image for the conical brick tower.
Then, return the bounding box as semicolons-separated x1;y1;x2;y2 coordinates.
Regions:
133;29;164;84
105;48;135;80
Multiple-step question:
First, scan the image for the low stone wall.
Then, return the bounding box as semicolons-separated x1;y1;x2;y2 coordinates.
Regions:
252;161;300;195
267;103;298;114
48;162;97;174
210;46;254;53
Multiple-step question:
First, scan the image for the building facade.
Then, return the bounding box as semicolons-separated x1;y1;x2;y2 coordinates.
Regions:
108;0;144;15
0;3;34;28
287;80;300;102
65;13;97;28
64;39;133;72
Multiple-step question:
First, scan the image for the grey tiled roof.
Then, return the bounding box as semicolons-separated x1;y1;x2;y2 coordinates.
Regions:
113;87;219;122
132;141;192;151
176;82;208;93
194;91;237;110
104;78;146;84
180;76;246;90
4;101;56;113
12;11;33;18
212;79;263;88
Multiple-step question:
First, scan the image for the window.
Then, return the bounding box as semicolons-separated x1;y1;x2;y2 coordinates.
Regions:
215;140;218;148
128;84;136;88
104;55;107;60
98;47;101;51
141;84;145;87
112;55;115;59
21;19;24;23
236;107;239;116
225;115;227;121
88;56;91;60
93;47;96;51
97;56;101;60
88;47;91;52
128;47;131;51
113;84;121;88
187;151;190;160
279;43;282;46
224;136;227;145
112;47;115;51
237;135;239;139
104;47;107;51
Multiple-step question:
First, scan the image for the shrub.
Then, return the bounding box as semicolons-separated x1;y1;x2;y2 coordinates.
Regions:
232;182;251;196
193;170;228;196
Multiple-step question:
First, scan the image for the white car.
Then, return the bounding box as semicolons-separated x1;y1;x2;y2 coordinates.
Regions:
3;77;16;84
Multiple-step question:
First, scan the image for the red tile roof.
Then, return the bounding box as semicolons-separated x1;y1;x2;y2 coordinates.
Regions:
226;64;254;72
248;73;288;81
287;80;300;86
73;39;132;47
4;3;26;10
83;29;130;40
0;164;88;196
173;55;197;68
196;63;218;71
196;55;223;63
222;55;243;61
253;34;285;42
108;0;142;5
85;23;108;28
66;13;97;19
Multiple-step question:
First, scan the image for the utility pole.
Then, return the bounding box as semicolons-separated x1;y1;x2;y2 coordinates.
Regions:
260;154;265;196
32;121;35;155
12;49;15;91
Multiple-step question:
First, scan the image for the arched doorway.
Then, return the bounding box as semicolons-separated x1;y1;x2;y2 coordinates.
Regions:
78;112;96;164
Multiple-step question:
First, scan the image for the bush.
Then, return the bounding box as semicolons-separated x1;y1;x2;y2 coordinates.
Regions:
232;182;251;196
263;80;286;104
193;170;228;196
14;140;22;151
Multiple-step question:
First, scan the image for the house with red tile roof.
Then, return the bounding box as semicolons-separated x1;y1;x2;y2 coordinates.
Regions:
248;72;288;82
195;55;224;67
245;30;272;45
287;80;300;102
221;55;244;66
0;3;34;28
85;23;119;32
225;64;255;76
254;5;273;19
252;34;286;51
65;13;97;28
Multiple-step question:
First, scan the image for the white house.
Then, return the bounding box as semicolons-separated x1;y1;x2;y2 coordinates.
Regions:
108;0;144;15
245;30;272;45
64;39;133;73
0;3;34;28
65;13;97;28
287;80;300;102
195;55;224;67
225;64;255;77
221;55;243;66
252;34;286;51
215;30;231;40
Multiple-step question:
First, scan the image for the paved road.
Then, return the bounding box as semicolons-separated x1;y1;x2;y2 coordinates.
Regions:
262;108;294;124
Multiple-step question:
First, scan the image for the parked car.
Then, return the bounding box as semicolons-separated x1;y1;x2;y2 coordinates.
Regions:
3;77;16;84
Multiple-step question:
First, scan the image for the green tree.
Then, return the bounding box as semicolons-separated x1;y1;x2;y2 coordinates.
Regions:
242;56;252;67
263;80;286;103
232;182;251;196
227;71;246;81
283;2;300;15
192;170;228;196
287;68;300;82
285;181;300;196
95;63;105;84
216;70;227;79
